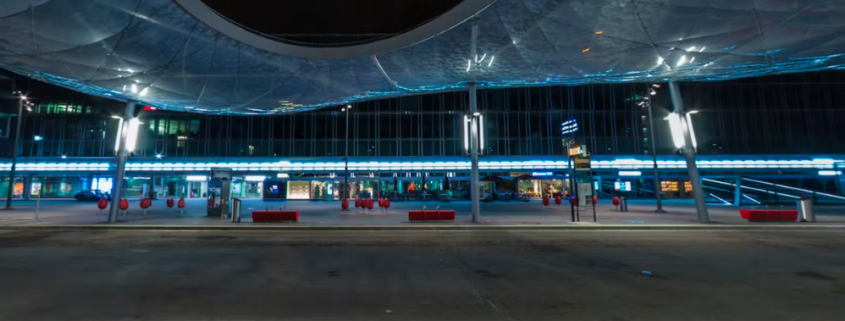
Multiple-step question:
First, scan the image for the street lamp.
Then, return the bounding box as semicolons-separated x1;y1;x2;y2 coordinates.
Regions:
342;104;351;200
639;84;666;213
107;113;142;223
4;92;27;209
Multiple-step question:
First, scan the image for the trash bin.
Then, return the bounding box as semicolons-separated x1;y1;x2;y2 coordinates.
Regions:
620;197;628;212
796;198;814;222
231;198;242;223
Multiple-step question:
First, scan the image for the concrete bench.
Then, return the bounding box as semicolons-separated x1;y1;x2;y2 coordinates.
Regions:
739;209;798;222
252;210;300;222
408;210;455;221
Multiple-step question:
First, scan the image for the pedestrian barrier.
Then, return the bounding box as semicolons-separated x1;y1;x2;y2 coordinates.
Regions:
739;209;798;221
408;209;455;221
252;210;300;222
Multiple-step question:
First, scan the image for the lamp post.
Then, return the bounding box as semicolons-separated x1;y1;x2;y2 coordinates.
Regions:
107;102;139;223
642;84;666;213
342;104;351;200
668;81;710;222
5;92;32;210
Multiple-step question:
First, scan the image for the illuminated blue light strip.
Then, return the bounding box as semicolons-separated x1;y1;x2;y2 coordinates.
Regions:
0;158;842;172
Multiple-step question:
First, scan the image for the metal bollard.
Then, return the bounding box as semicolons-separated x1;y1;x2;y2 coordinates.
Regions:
796;198;815;222
620;197;628;212
231;198;242;223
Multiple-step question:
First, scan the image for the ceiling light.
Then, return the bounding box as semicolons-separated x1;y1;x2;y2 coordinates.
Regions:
677;55;687;66
487;56;495;67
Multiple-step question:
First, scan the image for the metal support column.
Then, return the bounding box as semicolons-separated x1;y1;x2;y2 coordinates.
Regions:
669;81;710;222
733;176;742;206
107;101;136;223
469;82;480;223
4;97;23;210
23;174;32;201
647;100;665;212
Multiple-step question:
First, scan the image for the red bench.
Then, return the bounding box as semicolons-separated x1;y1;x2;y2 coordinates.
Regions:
739;209;798;222
409;210;455;221
252;210;300;222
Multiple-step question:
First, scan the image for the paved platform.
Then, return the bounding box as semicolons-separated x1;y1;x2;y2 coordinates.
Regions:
1;198;843;228
1;229;843;320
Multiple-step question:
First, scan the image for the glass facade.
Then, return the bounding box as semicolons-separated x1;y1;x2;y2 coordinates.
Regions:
9;72;845;159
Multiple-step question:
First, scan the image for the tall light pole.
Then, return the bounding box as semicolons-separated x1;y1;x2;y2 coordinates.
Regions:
342;104;351;200
668;81;710;222
4;91;27;210
107;101;138;223
642;84;666;213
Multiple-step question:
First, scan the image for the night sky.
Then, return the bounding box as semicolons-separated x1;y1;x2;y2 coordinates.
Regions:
201;0;463;35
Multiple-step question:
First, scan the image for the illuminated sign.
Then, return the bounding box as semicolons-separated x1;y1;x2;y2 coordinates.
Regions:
619;171;642;176
561;119;578;135
531;172;554;176
186;175;207;182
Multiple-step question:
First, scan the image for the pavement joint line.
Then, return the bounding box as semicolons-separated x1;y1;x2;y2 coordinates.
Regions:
2;224;845;231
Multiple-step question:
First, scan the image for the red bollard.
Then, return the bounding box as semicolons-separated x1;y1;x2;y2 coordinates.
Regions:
554;195;562;205
542;196;550;206
167;198;175;208
341;198;349;210
97;198;108;211
177;198;185;215
140;198;151;215
593;195;598;205
384;198;391;214
378;198;384;207
354;198;361;208
612;196;619;210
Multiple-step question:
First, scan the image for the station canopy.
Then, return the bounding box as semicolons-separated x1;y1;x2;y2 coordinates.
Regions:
1;0;844;114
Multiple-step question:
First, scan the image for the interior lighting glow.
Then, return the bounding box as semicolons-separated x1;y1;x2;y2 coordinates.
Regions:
677;55;688;66
487;56;495;67
619;171;642;176
130;84;137;94
186;175;207;182
139;87;149;97
244;175;266;181
478;53;486;63
582;48;590;53
466;59;471;72
819;170;840;176
114;117;124;152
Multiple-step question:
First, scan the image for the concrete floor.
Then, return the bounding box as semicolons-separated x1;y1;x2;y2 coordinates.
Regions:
0;229;844;320
1;198;844;226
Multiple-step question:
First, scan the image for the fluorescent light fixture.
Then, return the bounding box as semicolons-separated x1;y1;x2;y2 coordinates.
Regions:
488;56;495;67
186;175;207;182
139;87;149;97
466;59;472;72
130;84;137;94
478;53;486;63
656;56;664;65
114;117;125;152
33;135;43;141
124;118;141;152
244;175;266;182
699;47;706;52
666;113;685;148
819;170;841;176
532;172;553;176
156;154;163;159
478;114;484;152
619;171;642;176
463;115;469;150
277;173;290;178
677;55;688;66
742;194;761;204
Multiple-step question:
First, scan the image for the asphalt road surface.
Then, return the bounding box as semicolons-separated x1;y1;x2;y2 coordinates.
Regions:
0;229;844;320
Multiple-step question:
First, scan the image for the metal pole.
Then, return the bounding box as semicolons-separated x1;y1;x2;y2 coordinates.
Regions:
668;81;710;222
5;97;23;210
35;183;41;220
107;101;136;223
469;82;480;223
344;107;349;200
647;100;666;213
733;176;742;206
569;157;575;222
